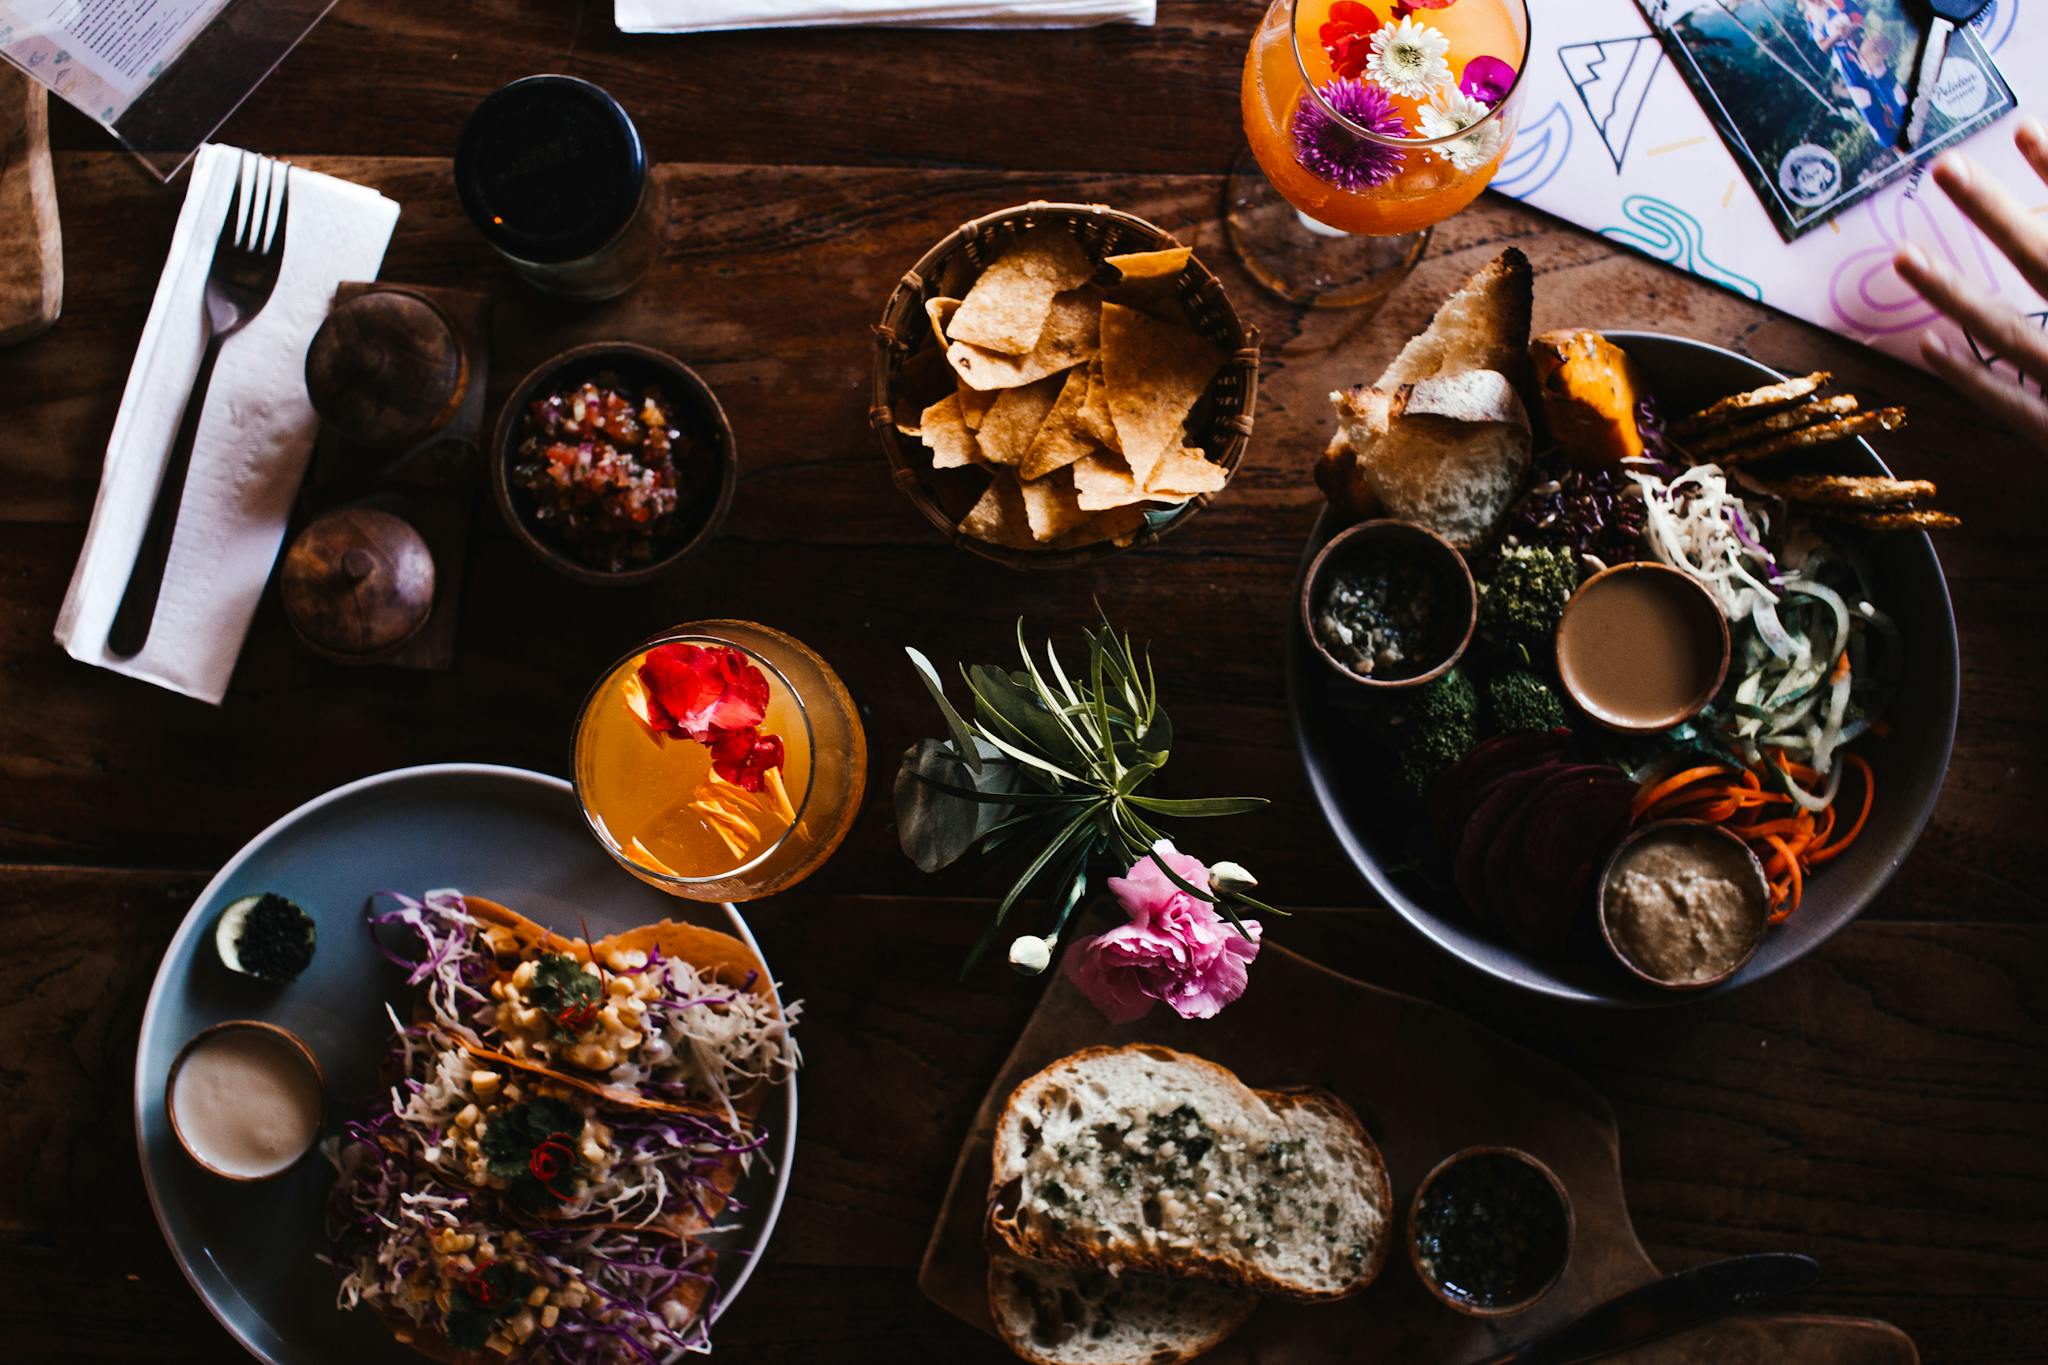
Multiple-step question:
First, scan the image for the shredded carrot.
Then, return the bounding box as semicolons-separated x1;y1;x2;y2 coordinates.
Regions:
1633;747;1877;922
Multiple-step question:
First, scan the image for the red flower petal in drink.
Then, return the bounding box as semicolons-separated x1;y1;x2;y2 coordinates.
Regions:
1319;1;1379;79
637;643;769;742
1393;0;1456;17
709;729;786;792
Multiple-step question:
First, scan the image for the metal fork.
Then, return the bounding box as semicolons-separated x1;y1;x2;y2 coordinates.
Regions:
107;151;291;659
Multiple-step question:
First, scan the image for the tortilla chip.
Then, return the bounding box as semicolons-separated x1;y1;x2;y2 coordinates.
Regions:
1051;504;1149;551
959;471;1038;549
975;373;1067;467
1020;368;1098;481
918;392;980;470
947;228;1095;355
1077;356;1118;450
1017;467;1092;543
957;383;997;431
1100;302;1223;486
925;296;961;342
948;288;1102;392
1144;445;1228;498
1104;246;1191;281
1073;450;1185;512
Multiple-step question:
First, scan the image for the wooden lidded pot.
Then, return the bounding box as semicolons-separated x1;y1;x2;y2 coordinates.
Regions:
304;288;468;453
280;507;435;664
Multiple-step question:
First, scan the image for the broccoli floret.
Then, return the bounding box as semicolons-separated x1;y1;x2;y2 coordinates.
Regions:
1386;667;1480;794
1486;669;1569;735
1478;545;1581;657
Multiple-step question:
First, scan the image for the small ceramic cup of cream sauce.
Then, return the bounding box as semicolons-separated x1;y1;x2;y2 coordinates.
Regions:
1599;819;1772;991
1554;562;1730;733
165;1020;326;1181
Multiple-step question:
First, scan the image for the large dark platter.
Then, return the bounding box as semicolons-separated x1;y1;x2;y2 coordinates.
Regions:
1288;332;1959;1005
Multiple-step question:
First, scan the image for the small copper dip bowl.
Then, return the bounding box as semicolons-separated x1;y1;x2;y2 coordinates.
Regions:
1555;562;1730;733
1300;520;1478;691
1408;1144;1574;1318
1598;818;1772;992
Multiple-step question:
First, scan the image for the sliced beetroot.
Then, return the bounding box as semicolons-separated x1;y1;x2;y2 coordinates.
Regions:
1427;731;1568;849
1452;763;1563;915
1498;769;1639;956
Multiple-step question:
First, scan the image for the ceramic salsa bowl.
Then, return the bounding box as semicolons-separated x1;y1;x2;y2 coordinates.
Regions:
1287;332;1960;1005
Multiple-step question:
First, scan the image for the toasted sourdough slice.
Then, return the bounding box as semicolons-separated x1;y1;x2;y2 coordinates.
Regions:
989;1250;1256;1365
1330;370;1533;549
1376;246;1533;388
988;1045;1392;1301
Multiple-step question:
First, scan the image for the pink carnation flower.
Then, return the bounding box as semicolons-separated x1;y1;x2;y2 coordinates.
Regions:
1064;841;1261;1024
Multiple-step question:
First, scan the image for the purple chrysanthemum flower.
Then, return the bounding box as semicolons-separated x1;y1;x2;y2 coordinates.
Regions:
1460;55;1518;107
1291;79;1408;191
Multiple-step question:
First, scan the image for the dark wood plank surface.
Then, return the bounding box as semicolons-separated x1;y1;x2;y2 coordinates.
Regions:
2;3;2043;1362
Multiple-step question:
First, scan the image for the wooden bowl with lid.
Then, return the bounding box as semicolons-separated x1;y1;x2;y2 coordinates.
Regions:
871;201;1260;570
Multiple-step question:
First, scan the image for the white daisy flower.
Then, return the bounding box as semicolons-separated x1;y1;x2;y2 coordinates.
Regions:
1366;16;1453;101
1418;88;1502;171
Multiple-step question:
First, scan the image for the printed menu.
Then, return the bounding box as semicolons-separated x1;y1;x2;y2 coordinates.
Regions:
1;0;230;124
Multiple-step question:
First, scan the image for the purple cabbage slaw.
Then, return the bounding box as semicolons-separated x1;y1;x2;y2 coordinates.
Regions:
334;888;796;1359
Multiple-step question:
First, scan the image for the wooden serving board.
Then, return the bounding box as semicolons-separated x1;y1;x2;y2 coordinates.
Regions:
920;943;1917;1364
0;65;61;347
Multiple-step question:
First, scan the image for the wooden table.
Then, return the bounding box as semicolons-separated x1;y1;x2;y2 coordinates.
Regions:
3;3;2043;1360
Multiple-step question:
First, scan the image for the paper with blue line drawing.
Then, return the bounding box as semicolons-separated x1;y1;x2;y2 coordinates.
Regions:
1496;0;2039;380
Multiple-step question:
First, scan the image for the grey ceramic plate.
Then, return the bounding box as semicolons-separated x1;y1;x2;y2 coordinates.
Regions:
134;763;796;1362
1289;332;1959;1006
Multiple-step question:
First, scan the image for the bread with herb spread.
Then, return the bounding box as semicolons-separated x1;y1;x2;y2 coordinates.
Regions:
988;1250;1255;1365
988;1045;1392;1301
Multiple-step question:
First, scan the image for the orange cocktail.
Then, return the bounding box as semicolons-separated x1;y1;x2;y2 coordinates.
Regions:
573;621;866;902
1230;0;1530;307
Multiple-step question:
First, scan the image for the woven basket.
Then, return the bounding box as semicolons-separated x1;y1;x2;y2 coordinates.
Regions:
871;202;1261;570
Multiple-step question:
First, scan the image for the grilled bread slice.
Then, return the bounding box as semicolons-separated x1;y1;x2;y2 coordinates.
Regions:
988;1251;1255;1365
1376;247;1533;387
1329;369;1533;548
988;1045;1392;1302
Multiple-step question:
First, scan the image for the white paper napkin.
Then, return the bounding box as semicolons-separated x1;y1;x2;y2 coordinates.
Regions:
54;143;400;704
617;0;1155;33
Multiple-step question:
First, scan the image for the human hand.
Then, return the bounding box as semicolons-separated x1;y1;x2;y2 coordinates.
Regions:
1892;117;2048;447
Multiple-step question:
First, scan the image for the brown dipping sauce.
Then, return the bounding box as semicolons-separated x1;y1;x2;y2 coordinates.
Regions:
1554;564;1729;732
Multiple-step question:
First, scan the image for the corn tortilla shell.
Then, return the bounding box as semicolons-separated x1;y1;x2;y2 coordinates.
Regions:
946;228;1095;356
919;392;981;469
1144;445;1228;499
975;373;1067;467
959;471;1038;549
948;288;1102;392
1018;467;1092;542
1104;246;1191;281
1100;302;1222;487
1020;368;1099;481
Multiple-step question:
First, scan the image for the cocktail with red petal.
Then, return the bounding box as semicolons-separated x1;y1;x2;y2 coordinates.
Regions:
572;621;866;901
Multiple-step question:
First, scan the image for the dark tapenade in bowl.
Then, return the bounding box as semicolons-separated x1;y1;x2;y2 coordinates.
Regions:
491;341;735;586
1301;519;1478;690
1408;1145;1573;1317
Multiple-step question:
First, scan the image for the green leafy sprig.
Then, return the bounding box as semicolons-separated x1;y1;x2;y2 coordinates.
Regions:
893;617;1280;975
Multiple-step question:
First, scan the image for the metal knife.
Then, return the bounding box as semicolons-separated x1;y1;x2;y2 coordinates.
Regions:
1466;1253;1821;1365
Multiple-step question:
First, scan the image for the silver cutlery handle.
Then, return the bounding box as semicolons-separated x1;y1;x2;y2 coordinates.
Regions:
106;330;226;658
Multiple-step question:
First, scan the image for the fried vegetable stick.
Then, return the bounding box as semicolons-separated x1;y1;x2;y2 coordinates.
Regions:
1821;508;1962;532
1688;394;1861;454
1715;407;1908;464
1751;474;1938;506
1675;371;1831;435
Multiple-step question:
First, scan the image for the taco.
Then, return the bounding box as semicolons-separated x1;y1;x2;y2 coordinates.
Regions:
370;889;796;1126
327;1124;719;1362
384;1021;763;1233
